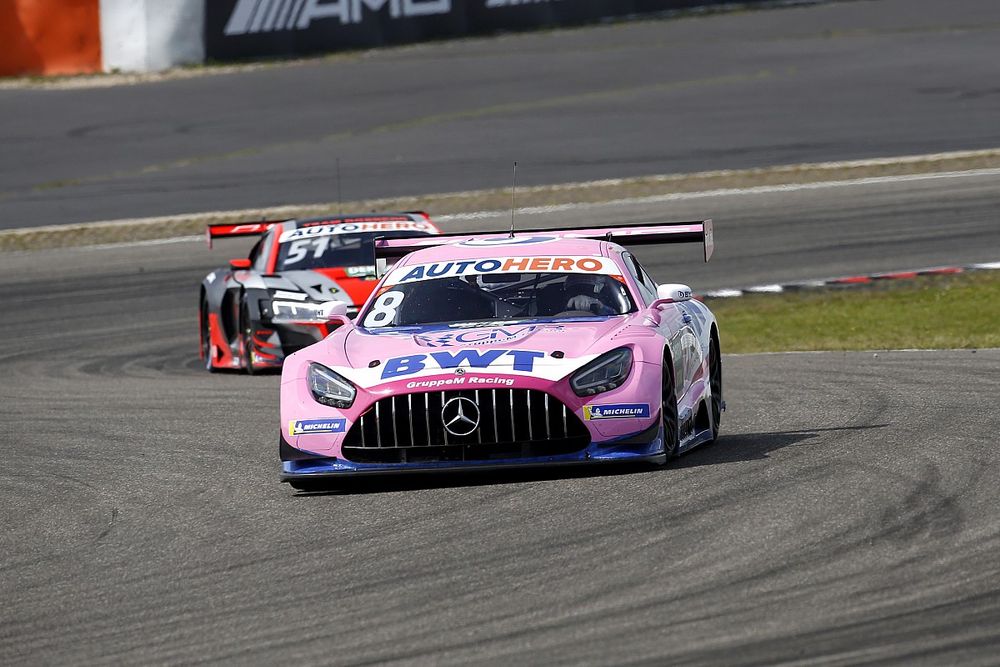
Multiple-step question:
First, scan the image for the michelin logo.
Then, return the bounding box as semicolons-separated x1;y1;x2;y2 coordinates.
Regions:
289;418;347;436
583;404;651;420
225;0;451;35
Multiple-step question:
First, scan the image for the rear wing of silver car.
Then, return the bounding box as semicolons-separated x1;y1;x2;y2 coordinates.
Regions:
206;211;439;249
372;220;714;276
205;220;286;249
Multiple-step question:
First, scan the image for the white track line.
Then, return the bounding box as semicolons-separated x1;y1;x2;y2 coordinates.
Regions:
55;164;1000;252
436;167;1000;222
728;348;1000;357
84;235;203;250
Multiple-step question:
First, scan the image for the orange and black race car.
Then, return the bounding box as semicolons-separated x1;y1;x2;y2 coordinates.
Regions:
199;212;440;373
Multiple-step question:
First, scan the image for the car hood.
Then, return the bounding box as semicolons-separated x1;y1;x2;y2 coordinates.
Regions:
321;316;653;388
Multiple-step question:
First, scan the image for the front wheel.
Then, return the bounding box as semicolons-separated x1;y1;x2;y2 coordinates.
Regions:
662;352;680;459
241;302;258;375
709;335;723;442
201;300;217;373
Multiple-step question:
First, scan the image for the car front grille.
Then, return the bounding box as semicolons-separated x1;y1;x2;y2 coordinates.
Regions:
342;388;589;464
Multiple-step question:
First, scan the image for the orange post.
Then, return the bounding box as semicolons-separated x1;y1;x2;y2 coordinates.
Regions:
0;0;101;76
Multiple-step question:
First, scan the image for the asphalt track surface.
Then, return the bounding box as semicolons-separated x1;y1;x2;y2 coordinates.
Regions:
2;0;1000;228
3;171;1000;664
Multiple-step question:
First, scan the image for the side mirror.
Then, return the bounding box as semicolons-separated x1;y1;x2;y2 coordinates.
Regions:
656;283;693;303
321;301;351;327
229;258;252;270
645;284;693;325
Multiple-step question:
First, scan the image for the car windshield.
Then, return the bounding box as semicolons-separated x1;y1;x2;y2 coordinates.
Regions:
276;231;432;271
361;272;637;328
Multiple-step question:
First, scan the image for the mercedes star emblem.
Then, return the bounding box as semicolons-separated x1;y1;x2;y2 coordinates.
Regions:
441;396;481;436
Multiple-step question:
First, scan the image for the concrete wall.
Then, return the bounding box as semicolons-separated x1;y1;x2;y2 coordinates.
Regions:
204;0;785;61
100;0;204;72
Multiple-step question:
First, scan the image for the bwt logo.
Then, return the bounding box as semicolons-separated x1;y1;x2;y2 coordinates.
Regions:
381;349;545;380
225;0;451;35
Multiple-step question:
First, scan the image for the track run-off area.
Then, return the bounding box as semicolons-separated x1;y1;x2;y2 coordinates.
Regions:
3;0;1000;663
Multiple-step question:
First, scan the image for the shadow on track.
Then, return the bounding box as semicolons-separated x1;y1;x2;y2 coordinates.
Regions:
287;462;651;497
288;424;889;496
676;424;889;469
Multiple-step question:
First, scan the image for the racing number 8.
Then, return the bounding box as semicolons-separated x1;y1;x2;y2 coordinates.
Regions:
364;291;404;327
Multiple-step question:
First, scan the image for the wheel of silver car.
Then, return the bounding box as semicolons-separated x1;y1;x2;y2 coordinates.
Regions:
201;299;216;373
241;302;258;376
662;351;680;459
709;334;723;442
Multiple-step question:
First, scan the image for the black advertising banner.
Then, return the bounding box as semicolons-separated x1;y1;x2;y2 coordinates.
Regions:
205;0;771;61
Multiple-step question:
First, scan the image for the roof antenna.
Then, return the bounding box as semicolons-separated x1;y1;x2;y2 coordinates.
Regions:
509;161;518;238
336;157;343;216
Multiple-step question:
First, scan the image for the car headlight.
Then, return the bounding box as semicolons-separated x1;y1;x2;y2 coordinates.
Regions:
308;363;356;408
570;347;633;397
270;300;329;323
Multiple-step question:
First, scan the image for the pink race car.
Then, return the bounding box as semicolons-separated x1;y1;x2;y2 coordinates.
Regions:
278;221;722;489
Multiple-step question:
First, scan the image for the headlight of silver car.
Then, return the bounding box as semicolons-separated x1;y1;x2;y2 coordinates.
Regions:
570;347;633;396
270;300;329;323
308;362;356;408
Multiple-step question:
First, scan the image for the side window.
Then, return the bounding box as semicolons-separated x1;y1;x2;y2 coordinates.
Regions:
622;252;657;305
635;257;659;293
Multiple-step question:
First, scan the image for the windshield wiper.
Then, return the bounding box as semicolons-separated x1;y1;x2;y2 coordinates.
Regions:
447;319;528;329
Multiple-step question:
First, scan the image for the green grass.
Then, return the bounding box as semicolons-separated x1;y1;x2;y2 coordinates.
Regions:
710;270;1000;353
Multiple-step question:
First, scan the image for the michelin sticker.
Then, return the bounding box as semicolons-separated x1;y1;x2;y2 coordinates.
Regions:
583;404;651;420
289;418;347;436
385;256;617;285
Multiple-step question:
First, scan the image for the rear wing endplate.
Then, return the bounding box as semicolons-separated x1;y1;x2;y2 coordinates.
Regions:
373;219;714;275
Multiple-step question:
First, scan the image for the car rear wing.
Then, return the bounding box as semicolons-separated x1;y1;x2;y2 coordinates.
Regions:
206;211;438;249
372;220;714;275
205;220;287;249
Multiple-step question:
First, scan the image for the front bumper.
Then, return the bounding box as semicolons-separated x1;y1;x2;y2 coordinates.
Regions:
279;420;663;481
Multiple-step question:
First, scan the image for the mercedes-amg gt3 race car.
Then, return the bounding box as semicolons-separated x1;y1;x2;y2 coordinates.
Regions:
278;220;722;489
200;212;440;373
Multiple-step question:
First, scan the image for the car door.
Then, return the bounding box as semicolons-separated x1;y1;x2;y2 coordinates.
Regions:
623;251;699;405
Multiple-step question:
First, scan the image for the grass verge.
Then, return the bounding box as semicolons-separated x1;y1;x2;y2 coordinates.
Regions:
711;270;1000;353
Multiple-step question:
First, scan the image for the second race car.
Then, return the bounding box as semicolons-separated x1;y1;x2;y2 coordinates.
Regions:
200;212;440;373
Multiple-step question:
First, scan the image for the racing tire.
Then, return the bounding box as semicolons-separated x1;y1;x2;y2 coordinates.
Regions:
201;300;217;373
708;334;723;442
241;301;258;376
662;351;680;459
